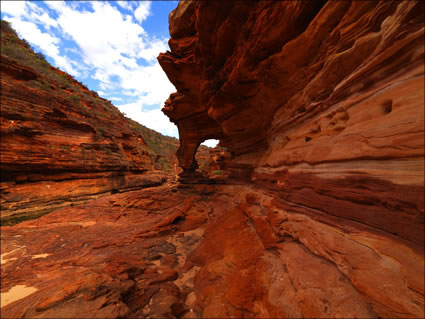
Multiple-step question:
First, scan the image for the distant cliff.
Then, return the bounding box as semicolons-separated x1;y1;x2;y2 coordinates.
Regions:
0;20;179;225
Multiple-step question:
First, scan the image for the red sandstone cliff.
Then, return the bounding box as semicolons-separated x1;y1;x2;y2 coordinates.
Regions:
157;1;424;317
0;21;179;225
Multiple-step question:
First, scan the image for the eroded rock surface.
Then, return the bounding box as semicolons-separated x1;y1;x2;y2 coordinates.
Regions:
157;0;424;317
159;1;424;179
1;185;423;318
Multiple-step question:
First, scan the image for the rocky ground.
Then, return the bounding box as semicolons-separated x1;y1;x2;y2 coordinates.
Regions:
1;182;423;318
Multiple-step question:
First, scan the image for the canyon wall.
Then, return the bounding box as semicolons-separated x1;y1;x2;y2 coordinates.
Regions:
157;1;424;317
1;2;424;318
0;21;178;225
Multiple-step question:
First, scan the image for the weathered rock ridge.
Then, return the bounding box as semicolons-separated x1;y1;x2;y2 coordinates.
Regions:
0;21;179;225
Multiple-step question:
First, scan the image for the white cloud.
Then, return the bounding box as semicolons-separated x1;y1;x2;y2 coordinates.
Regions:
7;18;59;53
44;1;67;14
33;11;58;29
202;140;219;148
44;1;175;108
109;97;123;101
117;103;178;138
25;1;42;15
118;63;175;106
53;54;80;76
123;90;140;97
138;38;168;63
55;2;146;65
116;1;134;12
6;17;79;76
134;2;151;23
0;1;27;17
26;1;58;29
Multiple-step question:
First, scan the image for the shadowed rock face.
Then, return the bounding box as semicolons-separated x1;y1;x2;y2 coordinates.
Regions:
1;1;424;318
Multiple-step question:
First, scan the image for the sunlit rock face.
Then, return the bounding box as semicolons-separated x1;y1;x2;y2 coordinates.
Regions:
0;55;165;223
156;0;424;317
0;23;178;225
159;0;423;177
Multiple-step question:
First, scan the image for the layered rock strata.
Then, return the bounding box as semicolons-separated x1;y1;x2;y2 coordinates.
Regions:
0;22;178;224
160;1;424;179
156;0;424;317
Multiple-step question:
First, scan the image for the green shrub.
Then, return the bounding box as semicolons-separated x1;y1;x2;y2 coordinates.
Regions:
69;95;80;103
21;38;31;49
0;20;17;36
35;51;47;62
95;127;105;140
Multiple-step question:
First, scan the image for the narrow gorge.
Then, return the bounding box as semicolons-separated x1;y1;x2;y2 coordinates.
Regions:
1;1;424;318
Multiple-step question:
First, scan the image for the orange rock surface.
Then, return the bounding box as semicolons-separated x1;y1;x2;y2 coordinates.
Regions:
1;185;423;318
159;0;423;317
159;0;424;242
160;0;424;177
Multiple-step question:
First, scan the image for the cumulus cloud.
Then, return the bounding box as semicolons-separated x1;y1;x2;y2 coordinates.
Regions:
118;63;175;106
116;1;134;12
0;1;27;17
134;2;151;23
43;1;67;14
117;103;178;138
123;90;140;97
26;1;58;29
45;1;174;108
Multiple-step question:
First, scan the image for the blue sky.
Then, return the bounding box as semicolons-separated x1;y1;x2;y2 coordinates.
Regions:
1;1;218;147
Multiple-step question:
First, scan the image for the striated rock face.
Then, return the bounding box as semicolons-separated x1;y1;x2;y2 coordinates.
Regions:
0;22;178;225
160;0;424;178
159;0;425;243
155;0;424;317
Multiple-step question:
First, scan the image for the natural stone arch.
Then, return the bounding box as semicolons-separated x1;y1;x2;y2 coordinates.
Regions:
173;115;225;177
